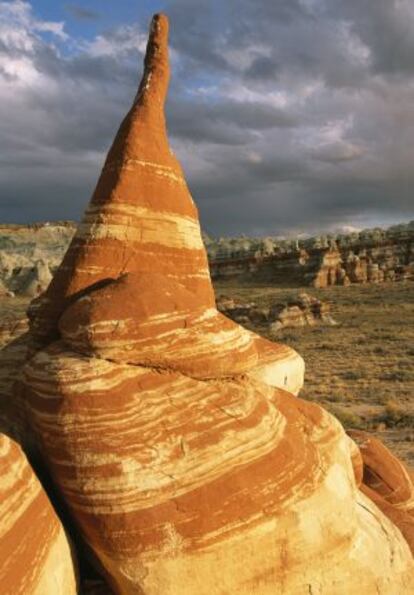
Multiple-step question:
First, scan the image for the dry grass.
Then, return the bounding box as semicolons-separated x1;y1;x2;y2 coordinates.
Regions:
214;280;414;466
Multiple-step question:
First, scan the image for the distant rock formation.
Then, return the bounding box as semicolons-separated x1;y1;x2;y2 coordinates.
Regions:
19;14;414;594
0;222;75;297
209;225;414;287
17;259;53;297
0;434;77;594
308;243;413;288
217;292;337;332
0;220;413;294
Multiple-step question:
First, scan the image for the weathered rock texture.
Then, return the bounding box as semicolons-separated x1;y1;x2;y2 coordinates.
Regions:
22;13;414;594
308;245;413;288
0;222;75;297
0;308;30;443
0;221;412;293
348;430;414;553
309;248;345;288
209;234;414;288
0;434;77;594
217;292;337;333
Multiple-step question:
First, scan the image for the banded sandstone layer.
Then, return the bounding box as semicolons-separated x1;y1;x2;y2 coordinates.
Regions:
22;13;414;595
0;434;77;594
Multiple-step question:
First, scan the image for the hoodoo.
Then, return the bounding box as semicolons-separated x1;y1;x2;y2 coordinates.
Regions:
23;13;414;594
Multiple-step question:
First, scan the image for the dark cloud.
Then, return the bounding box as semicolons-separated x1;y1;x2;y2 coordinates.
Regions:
244;56;280;81
65;4;100;21
167;98;297;145
328;0;414;76
0;0;413;235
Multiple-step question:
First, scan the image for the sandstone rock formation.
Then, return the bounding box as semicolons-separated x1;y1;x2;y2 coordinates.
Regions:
348;429;414;553
217;292;337;333
0;310;30;444
269;292;337;331
0;314;29;348
0;220;412;293
209;227;414;287
310;248;346;288
0;222;75;297
18;259;53;298
22;13;414;594
0;434;77;594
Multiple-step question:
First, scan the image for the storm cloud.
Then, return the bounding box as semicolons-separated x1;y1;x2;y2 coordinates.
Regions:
0;0;413;235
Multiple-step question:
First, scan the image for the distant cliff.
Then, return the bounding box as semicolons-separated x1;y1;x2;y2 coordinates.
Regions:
208;221;414;287
0;220;413;294
0;221;76;296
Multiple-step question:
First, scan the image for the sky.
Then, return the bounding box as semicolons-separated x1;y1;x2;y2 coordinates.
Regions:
0;1;413;237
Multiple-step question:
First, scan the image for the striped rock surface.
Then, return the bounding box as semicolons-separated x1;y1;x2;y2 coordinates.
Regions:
27;12;304;393
348;429;414;552
0;313;30;445
58;271;304;391
24;352;414;593
0;434;77;594
24;13;414;594
28;10;213;350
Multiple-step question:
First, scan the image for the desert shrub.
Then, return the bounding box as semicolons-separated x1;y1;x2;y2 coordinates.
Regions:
341;370;361;381
280;332;298;342
328;406;364;429
373;346;387;355
380;370;412;382
374;333;399;342
326;393;346;403
386;398;403;413
379;399;414;427
316;343;332;351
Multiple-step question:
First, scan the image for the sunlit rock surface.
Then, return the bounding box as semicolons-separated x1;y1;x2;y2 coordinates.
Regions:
0;434;77;594
23;13;413;594
348;429;414;553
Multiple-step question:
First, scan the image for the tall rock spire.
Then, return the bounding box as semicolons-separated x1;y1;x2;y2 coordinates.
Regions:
30;13;214;346
23;14;414;594
29;13;304;390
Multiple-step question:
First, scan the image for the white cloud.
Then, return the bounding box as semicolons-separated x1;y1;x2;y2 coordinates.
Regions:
220;81;290;108
87;26;147;58
335;224;362;234
222;43;272;70
34;19;68;40
0;0;69;87
0;1;67;43
338;20;371;67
